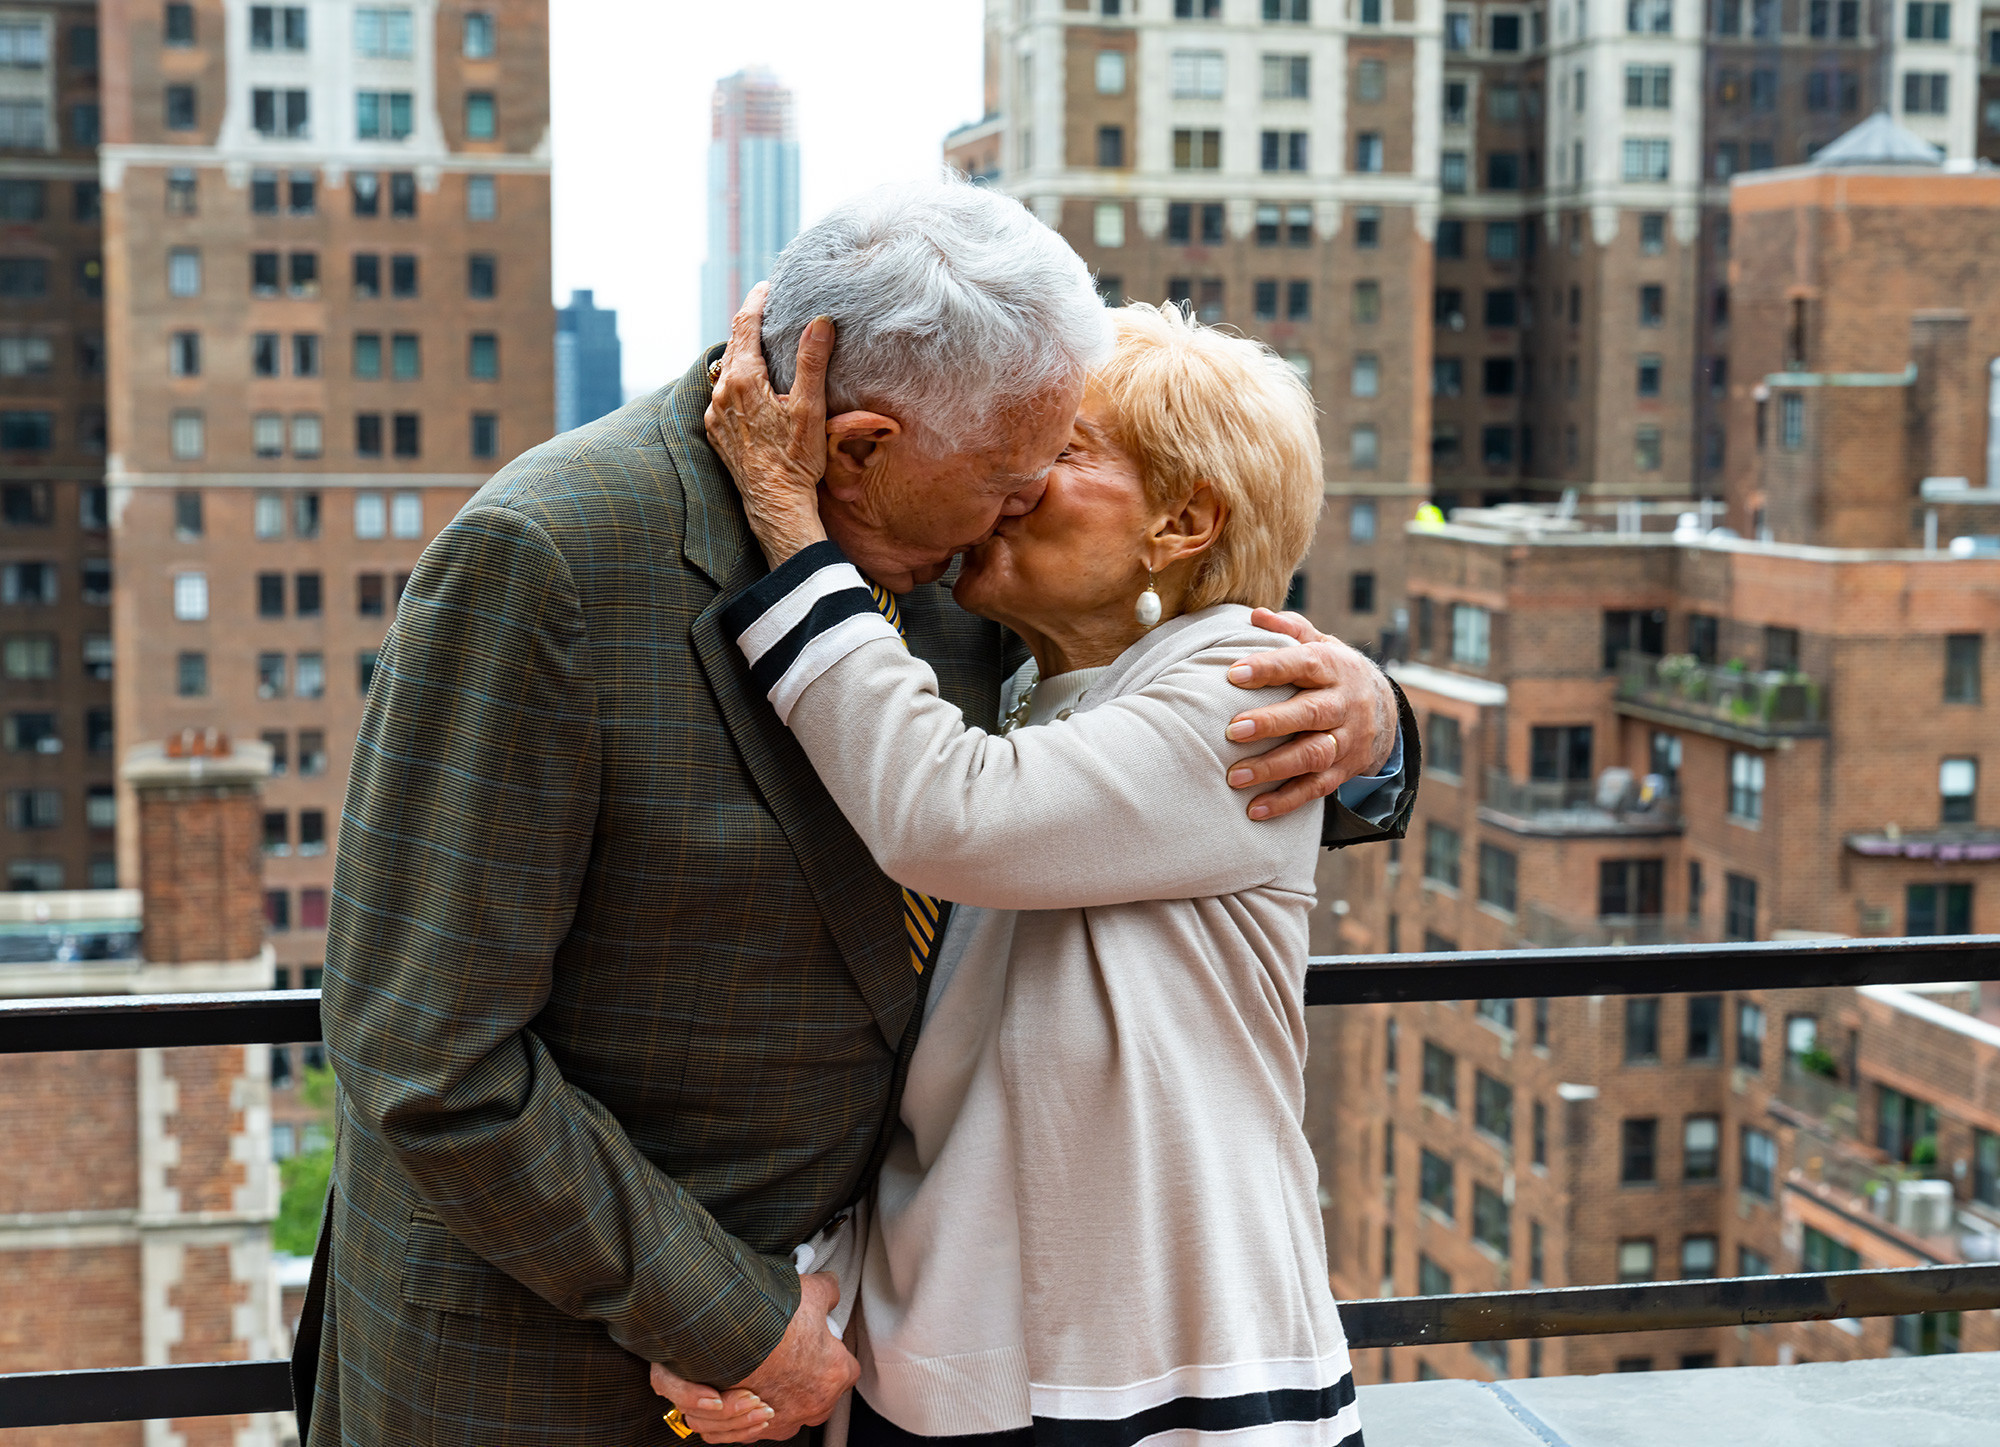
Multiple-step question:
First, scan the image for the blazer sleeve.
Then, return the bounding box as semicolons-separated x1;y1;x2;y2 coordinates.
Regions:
724;544;1319;909
322;503;799;1385
1322;677;1422;848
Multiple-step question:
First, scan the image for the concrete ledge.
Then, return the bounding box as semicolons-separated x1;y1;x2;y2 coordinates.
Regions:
1358;1352;2000;1446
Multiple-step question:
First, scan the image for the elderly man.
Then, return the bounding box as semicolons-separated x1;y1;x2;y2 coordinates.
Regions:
297;182;1413;1446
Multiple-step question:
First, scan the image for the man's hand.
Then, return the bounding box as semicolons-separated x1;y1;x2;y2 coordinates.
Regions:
1225;608;1398;821
704;282;836;570
650;1272;856;1444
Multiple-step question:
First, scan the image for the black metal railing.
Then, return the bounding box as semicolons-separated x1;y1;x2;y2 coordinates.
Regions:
4;934;1999;1429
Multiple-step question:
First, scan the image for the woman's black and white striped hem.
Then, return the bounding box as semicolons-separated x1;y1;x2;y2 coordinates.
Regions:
724;540;902;723
1028;1364;1361;1447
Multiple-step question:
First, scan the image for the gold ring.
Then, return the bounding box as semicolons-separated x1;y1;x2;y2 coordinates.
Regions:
707;358;724;385
664;1407;697;1439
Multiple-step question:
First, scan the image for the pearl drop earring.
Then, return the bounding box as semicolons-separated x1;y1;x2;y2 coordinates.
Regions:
1135;571;1162;628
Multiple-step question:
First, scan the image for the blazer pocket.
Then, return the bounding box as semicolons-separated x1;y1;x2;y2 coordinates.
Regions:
399;1208;598;1331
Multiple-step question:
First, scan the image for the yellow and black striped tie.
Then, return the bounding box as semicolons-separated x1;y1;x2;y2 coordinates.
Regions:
868;582;945;975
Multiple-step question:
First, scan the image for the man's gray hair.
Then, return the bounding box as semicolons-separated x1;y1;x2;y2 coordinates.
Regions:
762;180;1113;453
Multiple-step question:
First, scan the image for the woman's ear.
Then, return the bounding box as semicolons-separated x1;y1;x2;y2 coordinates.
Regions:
823;411;902;503
1150;481;1228;568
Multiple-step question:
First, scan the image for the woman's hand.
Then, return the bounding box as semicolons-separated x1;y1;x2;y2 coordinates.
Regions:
649;1363;776;1445
1223;608;1400;820
704;282;836;570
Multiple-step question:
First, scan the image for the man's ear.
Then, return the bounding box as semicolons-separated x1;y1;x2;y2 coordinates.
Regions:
1151;481;1229;568
823;411;902;503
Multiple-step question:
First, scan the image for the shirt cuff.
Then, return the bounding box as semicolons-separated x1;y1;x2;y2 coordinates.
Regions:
1334;730;1405;828
721;540;902;723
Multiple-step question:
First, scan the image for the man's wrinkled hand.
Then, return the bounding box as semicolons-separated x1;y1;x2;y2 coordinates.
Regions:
1224;608;1398;821
650;1272;856;1444
703;281;835;569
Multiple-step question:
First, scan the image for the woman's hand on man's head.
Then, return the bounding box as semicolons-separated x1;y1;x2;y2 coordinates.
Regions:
705;282;836;570
1222;608;1399;821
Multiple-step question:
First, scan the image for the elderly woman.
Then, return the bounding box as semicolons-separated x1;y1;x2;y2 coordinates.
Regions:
665;305;1411;1447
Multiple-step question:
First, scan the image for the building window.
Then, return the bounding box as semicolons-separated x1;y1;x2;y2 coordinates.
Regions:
1878;1084;1940;1164
1485;220;1518;260
390;491;423;539
1354;206;1380;247
464;9;496;56
1684;1115;1720;1180
1478;844;1517;914
1728;752;1765;822
1449;603;1490;666
392;333;421;379
1907;882;1973;936
1262;53;1309;99
465;92;496;140
1626;64;1672;108
1349;571;1376;612
393;413;421;457
1096;126;1125;168
1418;1254;1451;1296
295;652;325;700
1484;290;1517;328
1637;354;1662;397
177;651;207;697
1427;714;1463;778
1355;58;1383;102
1622;138;1670;181
1940;757;1977;824
1474;1071;1514;1144
1737;1001;1765;1070
251;88;309;138
1617;1239;1656;1282
1423;823;1461;889
1620;1119;1658;1184
1903;72;1949;115
391;254;418;296
1639;285;1665;327
1440;151;1467;193
471;412;499;459
253;413;284;458
1349;426;1377;469
1725;873;1758;941
355;491;387;539
1173;128;1222;170
1092;202;1124;247
250;5;309;50
1421;1040;1456;1108
1740;1126;1776;1197
294;572;321;618
356;91;415;141
1779;393;1805;451
1419;1148;1455;1219
467;175;496;220
1975;1130;1998;1209
1624;998;1661;1062
1262;129;1309;172
1635;427;1663;471
1351;353;1378;398
1355;131;1383;172
1096;50;1127;95
1680;1235;1718;1279
1944;634;1982;702
1472;1183;1510;1257
1686;995;1721;1061
292;413;323;458
353;6;412;57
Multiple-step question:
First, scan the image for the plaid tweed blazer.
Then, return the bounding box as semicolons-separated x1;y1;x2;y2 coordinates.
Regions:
302;352;1015;1446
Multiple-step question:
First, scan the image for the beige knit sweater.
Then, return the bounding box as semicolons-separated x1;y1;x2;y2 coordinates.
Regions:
732;545;1362;1447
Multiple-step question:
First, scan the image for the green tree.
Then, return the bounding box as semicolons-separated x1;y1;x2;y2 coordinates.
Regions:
273;1065;337;1257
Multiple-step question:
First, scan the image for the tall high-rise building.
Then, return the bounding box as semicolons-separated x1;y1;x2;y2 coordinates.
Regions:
1;1;112;895
101;0;555;992
555;286;622;432
701;66;799;346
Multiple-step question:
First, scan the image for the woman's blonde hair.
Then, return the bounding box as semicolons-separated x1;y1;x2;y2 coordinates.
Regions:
1089;303;1324;613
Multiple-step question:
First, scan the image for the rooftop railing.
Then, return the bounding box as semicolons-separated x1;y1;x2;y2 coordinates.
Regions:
1616;653;1830;739
3;934;1999;1430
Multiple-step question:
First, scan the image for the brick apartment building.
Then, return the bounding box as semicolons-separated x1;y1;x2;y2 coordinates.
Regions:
0;731;285;1447
2;1;113;896
96;0;553;995
1307;131;2000;1380
943;0;2000;655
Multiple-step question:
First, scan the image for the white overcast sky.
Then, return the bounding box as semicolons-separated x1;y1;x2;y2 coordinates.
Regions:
549;0;988;398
